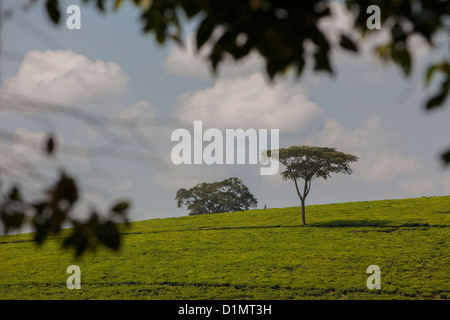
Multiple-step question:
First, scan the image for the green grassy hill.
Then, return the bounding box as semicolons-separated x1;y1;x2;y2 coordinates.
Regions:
0;196;449;300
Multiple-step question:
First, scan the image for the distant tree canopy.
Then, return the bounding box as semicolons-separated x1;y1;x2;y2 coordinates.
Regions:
265;146;358;225
175;177;258;215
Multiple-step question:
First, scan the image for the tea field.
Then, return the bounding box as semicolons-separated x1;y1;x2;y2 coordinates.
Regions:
0;196;449;300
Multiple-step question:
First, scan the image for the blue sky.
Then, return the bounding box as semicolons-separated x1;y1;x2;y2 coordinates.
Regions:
1;0;449;226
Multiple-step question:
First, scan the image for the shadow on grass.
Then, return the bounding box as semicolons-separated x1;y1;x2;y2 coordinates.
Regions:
121;220;395;235
307;220;393;228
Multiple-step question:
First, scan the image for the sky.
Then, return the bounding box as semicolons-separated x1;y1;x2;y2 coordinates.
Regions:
1;0;449;228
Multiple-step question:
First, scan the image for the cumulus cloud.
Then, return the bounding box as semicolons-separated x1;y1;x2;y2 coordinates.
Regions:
112;179;133;192
304;118;367;155
361;153;419;182
304;115;391;156
1;49;129;104
154;161;229;192
305;114;420;182
175;72;324;132
164;32;264;79
399;178;436;196
9;127;63;161
117;100;155;119
11;127;48;154
0;127;64;191
318;1;357;45
442;173;450;194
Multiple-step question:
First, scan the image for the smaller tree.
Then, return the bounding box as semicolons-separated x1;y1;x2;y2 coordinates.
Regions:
265;146;358;225
175;177;257;215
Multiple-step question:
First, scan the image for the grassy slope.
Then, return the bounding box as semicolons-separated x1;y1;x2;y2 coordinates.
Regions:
0;196;449;300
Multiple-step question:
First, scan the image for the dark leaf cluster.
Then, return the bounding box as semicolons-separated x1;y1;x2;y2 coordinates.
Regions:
0;136;131;258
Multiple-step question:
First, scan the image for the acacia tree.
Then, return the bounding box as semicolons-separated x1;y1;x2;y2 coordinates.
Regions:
266;146;358;225
176;177;257;215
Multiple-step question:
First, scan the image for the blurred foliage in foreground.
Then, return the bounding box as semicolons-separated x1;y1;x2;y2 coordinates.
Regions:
0;135;131;258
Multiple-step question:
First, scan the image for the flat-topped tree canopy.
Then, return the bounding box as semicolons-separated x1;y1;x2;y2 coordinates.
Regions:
266;146;358;225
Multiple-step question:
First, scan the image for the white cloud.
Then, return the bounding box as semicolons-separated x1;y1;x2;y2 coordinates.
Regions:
117;100;155;120
12;127;47;154
10;128;63;161
442;173;450;194
175;72;324;132
1;49;129;104
0;128;64;192
304;114;420;182
399;178;436;196
76;100;155;142
164;32;264;79
304;114;391;156
154;163;229;192
318;1;358;45
304;118;367;155
112;179;133;192
361;153;419;182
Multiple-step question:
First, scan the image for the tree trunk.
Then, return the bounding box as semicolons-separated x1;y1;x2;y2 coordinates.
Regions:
300;198;306;225
293;178;307;225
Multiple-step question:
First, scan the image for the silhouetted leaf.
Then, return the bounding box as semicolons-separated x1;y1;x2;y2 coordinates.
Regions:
441;149;450;165
34;221;50;245
339;34;358;52
97;221;120;250
62;227;89;257
425;62;450;86
114;0;123;10
75;234;88;257
1;211;9;234
313;48;333;73
170;33;183;45
33;201;47;212
374;44;391;61
8;186;21;201
181;1;202;18
0;211;24;234
54;173;78;205
426;88;448;110
296;56;305;77
45;0;60;24
7;213;25;230
96;0;105;11
110;201;130;215
196;17;215;50
392;46;411;76
45;135;56;156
